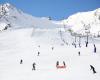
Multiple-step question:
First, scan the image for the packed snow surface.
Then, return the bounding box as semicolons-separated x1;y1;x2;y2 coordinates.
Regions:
0;3;100;80
0;28;100;80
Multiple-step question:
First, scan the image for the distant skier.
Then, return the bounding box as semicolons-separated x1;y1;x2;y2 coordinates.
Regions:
32;62;36;70
79;43;81;47
85;41;88;47
37;51;40;56
74;44;76;48
72;42;76;48
94;44;96;53
78;51;80;56
38;45;40;48
20;59;23;64
52;47;54;50
90;65;96;74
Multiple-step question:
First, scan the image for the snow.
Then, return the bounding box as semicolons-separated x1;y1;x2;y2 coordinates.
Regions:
61;8;100;36
0;2;100;80
0;28;100;80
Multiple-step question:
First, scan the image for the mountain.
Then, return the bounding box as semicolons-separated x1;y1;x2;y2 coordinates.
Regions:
0;3;100;37
0;3;60;30
61;8;100;36
0;3;100;80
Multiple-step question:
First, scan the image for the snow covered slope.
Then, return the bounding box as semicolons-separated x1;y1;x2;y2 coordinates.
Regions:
0;27;100;80
0;2;100;80
61;8;100;36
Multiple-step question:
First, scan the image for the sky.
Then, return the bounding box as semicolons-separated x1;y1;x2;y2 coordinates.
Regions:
0;0;100;20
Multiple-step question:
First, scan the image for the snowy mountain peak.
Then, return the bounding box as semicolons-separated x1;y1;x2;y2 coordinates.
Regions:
0;3;14;15
61;8;100;36
94;8;100;17
2;2;13;9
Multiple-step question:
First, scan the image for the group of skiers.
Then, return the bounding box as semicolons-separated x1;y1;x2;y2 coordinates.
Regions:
19;45;55;71
19;43;97;74
72;40;97;53
72;41;97;74
20;59;97;74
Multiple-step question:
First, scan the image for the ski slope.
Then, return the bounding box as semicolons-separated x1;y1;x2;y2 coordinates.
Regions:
0;28;100;80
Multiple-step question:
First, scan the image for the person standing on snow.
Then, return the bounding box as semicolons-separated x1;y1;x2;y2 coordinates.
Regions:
85;41;88;47
20;59;23;64
51;47;54;50
38;45;40;47
37;51;40;56
32;62;36;70
78;51;80;56
94;44;96;53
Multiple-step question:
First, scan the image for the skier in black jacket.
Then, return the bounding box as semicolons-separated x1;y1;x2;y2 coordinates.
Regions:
32;62;36;70
90;65;96;74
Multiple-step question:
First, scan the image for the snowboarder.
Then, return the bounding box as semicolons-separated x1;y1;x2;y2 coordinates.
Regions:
37;51;40;56
20;59;23;64
94;44;96;53
90;65;96;74
78;51;80;56
32;62;36;70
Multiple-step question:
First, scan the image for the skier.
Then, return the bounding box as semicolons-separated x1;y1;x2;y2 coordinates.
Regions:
52;47;54;50
94;47;96;53
85;41;88;47
94;44;96;53
32;62;36;70
90;65;96;74
38;45;40;48
78;51;80;56
20;59;23;64
74;44;76;48
79;43;81;47
37;51;40;56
